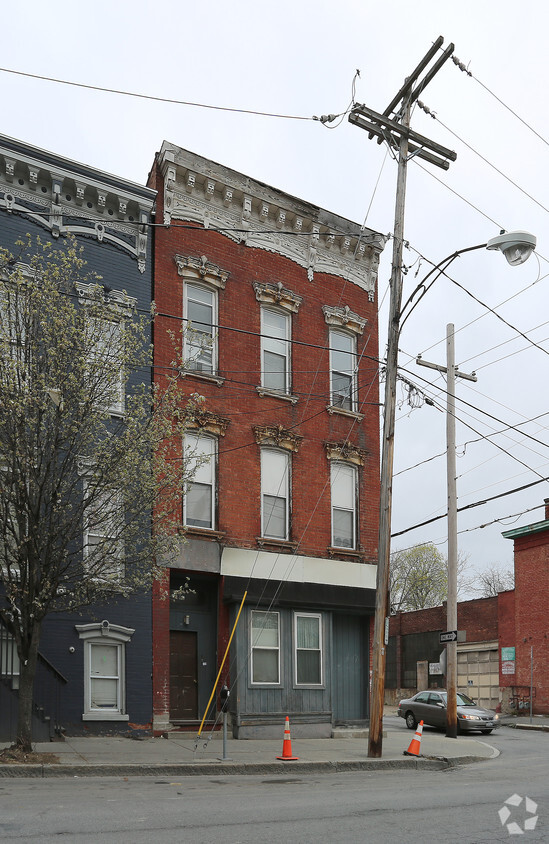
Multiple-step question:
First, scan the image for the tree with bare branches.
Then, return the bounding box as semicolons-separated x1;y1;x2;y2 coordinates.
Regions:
0;237;196;750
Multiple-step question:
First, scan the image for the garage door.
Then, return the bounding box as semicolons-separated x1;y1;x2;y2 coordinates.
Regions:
457;641;499;709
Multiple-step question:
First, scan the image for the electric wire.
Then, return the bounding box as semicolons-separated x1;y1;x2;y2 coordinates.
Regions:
0;66;314;121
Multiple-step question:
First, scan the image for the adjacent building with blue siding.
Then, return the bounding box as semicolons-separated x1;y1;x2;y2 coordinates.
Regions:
0;134;156;739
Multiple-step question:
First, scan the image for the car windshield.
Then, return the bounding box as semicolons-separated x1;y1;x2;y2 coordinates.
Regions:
439;692;477;707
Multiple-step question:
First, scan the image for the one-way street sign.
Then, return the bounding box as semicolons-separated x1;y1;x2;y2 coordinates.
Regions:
440;630;458;643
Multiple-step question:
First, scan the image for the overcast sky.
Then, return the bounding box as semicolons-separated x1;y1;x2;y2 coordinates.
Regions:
4;0;549;583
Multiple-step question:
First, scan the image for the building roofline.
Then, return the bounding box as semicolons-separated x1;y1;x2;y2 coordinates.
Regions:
0;133;156;204
157;140;385;241
502;519;549;540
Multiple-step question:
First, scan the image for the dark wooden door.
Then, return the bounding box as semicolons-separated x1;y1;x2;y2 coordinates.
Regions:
170;631;198;720
332;614;367;721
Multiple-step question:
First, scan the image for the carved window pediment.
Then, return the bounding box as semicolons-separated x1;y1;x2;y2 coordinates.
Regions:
322;304;367;335
254;424;302;453
185;409;229;437
175;254;230;289
253;281;302;313
325;441;367;466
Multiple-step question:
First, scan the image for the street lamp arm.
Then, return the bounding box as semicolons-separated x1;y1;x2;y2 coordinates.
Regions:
399;242;487;331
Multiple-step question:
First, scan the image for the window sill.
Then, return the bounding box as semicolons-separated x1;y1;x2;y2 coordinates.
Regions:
256;537;298;552
82;712;129;721
326;405;364;421
256;386;299;404
327;546;365;560
179;525;226;541
180;370;224;387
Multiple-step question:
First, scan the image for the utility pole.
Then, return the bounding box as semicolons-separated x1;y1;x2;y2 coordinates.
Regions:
417;324;476;737
349;36;456;758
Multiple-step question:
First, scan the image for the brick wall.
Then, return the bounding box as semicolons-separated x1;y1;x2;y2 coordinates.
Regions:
388;596;499;641
511;530;549;713
149;166;380;561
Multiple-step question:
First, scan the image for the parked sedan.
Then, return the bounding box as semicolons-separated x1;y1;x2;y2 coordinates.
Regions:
397;690;500;734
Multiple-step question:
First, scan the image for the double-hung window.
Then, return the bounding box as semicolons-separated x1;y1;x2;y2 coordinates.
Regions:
87;317;125;415
83;480;124;581
261;448;290;540
184;283;216;374
261;307;290;393
251;610;280;684
76;621;134;721
295;613;322;685
183;433;216;529
329;329;357;411
330;461;357;549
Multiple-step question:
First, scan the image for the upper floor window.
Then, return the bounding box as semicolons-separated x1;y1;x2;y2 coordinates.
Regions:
87;317;125;416
183;432;216;530
329;329;357;411
184;283;216;375
83;479;125;582
76;282;136;418
261;307;290;393
330;461;357;549
261;447;290;540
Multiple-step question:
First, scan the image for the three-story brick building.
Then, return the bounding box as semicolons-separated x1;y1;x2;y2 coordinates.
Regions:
149;143;387;737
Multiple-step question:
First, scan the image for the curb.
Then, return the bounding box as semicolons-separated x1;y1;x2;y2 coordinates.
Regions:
0;757;456;778
513;723;549;733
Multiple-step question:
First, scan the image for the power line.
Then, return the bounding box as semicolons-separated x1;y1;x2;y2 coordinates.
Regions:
451;55;549;150
391;473;549;539
0;66;313;122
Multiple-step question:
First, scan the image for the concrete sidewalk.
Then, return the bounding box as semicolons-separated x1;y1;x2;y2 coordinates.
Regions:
0;725;498;778
1;714;546;778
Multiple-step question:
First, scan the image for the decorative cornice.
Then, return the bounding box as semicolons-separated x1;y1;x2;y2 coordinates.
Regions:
254;424;302;453
0;139;154;273
322;304;367;335
325;441;367;466
157;144;387;294
185;409;230;437
75;621;135;642
174;253;230;289
253;280;302;313
75;281;137;317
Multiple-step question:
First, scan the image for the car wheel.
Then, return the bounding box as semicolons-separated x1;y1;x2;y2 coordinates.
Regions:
405;711;417;730
481;729;493;735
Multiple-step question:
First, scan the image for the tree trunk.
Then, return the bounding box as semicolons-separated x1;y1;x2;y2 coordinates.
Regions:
15;623;41;752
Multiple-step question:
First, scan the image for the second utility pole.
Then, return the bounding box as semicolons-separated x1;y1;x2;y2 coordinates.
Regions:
417;324;477;736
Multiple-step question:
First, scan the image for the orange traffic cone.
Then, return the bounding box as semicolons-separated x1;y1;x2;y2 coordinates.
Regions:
276;716;299;760
403;720;424;756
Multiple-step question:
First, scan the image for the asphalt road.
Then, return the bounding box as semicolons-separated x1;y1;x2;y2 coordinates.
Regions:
0;726;546;843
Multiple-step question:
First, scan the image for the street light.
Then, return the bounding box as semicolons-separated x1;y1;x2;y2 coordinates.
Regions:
368;229;537;758
486;230;537;266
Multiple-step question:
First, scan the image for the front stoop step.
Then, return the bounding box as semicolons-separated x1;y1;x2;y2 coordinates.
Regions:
331;727;387;739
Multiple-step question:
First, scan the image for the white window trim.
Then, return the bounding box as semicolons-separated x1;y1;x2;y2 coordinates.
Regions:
183;432;217;530
260;447;290;541
250;610;281;686
184;281;218;376
330;461;358;550
294;612;323;687
75;621;134;721
329;328;358;412
260;306;291;395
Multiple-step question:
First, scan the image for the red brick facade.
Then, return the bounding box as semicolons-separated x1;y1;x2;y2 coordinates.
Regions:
148;144;386;735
